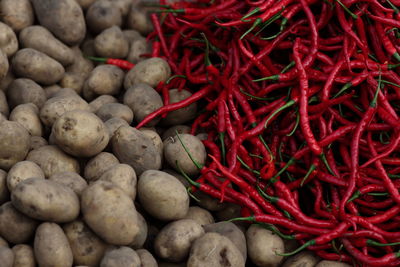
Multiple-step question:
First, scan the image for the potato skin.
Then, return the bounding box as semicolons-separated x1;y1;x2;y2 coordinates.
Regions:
0;120;30;170
100;246;141;267
0;246;14;267
84;65;124;97
9;103;43;136
99;164;137;200
282;251;320;267
0;50;8;81
0;22;18;57
63;219;108;266
52;110;109;157
26;145;80;177
81;181;140;245
86;0;122;34
12;244;36;267
12;48;65;85
89;95;118;113
136;249;157;267
138;170;189;221
0;0;34;32
49;172;88;197
34;222;73;267
0;202;38;244
0;170;9;205
6;160;45;192
155;219;204;262
0;90;9;117
96;103;134;124
11;177;80;222
6;78;46;109
162;89;197;125
31;0;86;45
187;232;245;267
183;206;215;226
84;152;119;182
94;26;129;58
19;26;75;66
129;212;147;249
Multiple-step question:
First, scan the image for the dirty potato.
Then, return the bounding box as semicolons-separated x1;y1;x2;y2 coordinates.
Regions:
129;212;147;249
6;160;45;192
105;117;129;137
0;22;18;57
184;206;214;226
0;0;34;32
162;89;197;125
11;244;36;267
49;172;88;197
83;65;124;97
6;78;46;109
96;103;134;124
94;26;129;58
89;95;118;113
0;90;8;117
98;164;137;200
282;251;320;267
100;246;141;267
0;169;8;205
124;57;170;89
0;50;8;81
84;152;119;182
0;246;14;267
86;0;122;33
9;103;43;136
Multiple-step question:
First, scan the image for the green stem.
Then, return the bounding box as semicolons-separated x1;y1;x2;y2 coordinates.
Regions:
219;132;226;166
287;111;300;136
301;164;317;186
175;131;203;169
334;0;358;19
367;239;400;247
241;18;262;40
320;153;336;176
85;56;107;62
276;240;315;256
265;100;296;128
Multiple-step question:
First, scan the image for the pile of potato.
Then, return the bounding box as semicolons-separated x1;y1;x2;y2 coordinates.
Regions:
0;0;353;266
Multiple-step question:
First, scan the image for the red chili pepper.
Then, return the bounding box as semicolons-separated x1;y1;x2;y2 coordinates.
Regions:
86;56;134;70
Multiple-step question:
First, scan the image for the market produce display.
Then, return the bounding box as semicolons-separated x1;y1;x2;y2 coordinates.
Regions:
0;0;399;266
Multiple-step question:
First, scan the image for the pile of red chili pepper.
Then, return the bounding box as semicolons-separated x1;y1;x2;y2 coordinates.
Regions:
136;0;400;265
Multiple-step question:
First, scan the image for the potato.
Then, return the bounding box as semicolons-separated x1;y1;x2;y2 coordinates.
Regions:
0;246;14;267
203;222;247;261
162;125;191;141
0;22;18;57
315;261;352;267
123;29;142;44
0;0;34;32
81;37;95;57
99;164;137;200
193;190;227;211
0;68;14;92
215;203;242;221
127;37;151;63
163;169;190;188
49;172;88;197
164;133;206;176
96;103;134;123
76;0;96;9
94;26;129;58
0;90;8;117
66;47;94;79
12;48;65;85
0;50;8;81
246;224;284;267
86;0;122;33
129;212;147;249
124;57;171;89
0;202;38;244
100;246;141;267
162;89;197;125
89;95;118;113
0;169;9;205
105;117;129;137
63;219;108;266
12;244;36;267
112;125;162;175
84;152;119;182
123;83;163;126
84;65;124;97
0;120;30;170
29;136;48;151
282;251;320;267
81;180;140;245
136;249;157;267
34;222;73;267
158;263;186;267
138;170;189;221
59;72;85;94
6;78;46;109
155;219;204;262
11;177;80;222
127;6;153;35
31;0;86;45
139;128;163;159
9;103;43;136
52;110;109;157
105;0;131;16
184;206;214;226
26;145;80;177
19;26;75;66
43;84;62;98
6;160;45;192
187;232;245;267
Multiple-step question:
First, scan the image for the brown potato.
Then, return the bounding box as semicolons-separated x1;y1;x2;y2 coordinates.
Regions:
139;128;163;159
12;48;65;85
0;22;18;57
89;95;118;113
59;72;85;94
11;177;80;222
6;160;45;192
105;0;131;16
81;181;140;245
136;249;157;267
83;65;124;97
6;78;46;109
0;0;34;32
0;90;8;117
0;169;9;205
0;120;30;170
29;136;48;151
98;164;137;200
127;37;151;63
100;246;141;267
155;219;204;262
49;172;88;197
76;0;97;9
9;103;43;136
183;206;214;226
34;222;73;267
43;84;62;98
187;232;245;267
129;212;147;249
86;0;122;33
0;69;14;92
162;89;197;126
138;170;189;221
66;47;94;79
282;251;320;267
162;125;191;141
123;29;142;44
96;103;134;124
0;236;8;247
94;26;129;58
52;110;109;157
84;152;119;182
0;202;38;244
31;0;86;45
123;83;163;126
19;26;75;66
105;117;129;137
112;125;162;175
315;261;352;267
26;145;80;177
12;244;36;267
246;224;284;267
0;51;8;86
0;246;14;267
164;133;206;176
124;57;171;89
127;6;153;35
63;219;108;266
